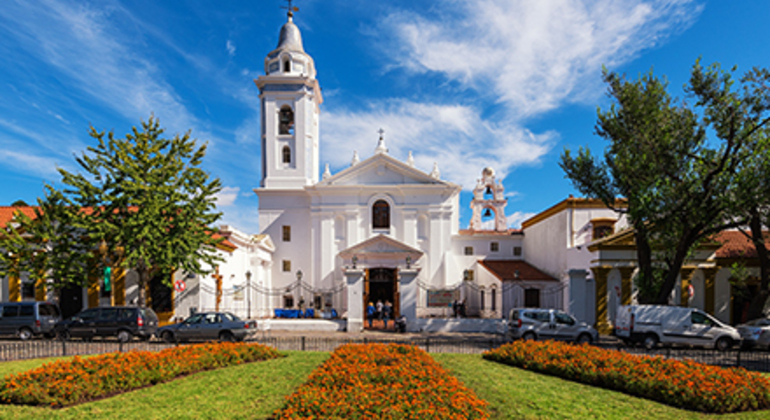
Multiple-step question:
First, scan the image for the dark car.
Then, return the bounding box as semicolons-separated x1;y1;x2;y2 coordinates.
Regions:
0;302;61;340
157;312;256;343
54;306;159;342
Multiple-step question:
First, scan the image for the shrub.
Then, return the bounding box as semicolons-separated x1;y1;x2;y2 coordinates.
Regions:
274;343;489;419
483;340;770;414
0;342;282;407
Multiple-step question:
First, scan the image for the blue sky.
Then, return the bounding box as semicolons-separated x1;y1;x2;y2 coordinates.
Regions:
1;0;768;233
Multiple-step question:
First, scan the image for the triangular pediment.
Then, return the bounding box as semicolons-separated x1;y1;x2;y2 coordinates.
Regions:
318;153;450;187
587;228;636;251
339;234;424;258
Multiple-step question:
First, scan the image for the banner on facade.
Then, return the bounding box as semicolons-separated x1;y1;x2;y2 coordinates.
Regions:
427;290;459;307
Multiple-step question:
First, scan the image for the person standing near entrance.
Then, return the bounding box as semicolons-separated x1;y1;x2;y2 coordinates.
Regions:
383;300;393;330
376;300;383;325
366;302;376;328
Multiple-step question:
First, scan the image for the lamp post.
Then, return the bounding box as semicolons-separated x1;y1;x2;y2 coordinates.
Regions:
246;270;252;319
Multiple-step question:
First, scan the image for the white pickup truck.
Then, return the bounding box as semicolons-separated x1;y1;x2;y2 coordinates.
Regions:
614;305;741;351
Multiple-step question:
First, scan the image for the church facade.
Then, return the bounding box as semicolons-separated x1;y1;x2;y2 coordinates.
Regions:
252;13;563;332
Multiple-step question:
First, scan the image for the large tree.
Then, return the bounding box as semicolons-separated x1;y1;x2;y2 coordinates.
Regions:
56;116;224;306
561;61;770;304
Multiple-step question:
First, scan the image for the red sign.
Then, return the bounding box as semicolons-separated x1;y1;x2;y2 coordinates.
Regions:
174;280;186;293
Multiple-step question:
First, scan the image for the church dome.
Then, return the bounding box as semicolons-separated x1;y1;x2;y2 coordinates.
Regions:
276;17;304;53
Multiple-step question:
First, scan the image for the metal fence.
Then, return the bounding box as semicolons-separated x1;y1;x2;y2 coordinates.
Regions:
1;337;769;373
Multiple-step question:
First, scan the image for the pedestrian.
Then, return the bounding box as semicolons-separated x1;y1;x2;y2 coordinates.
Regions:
366;302;376;328
459;299;466;318
452;299;458;318
376;300;383;326
383;300;393;330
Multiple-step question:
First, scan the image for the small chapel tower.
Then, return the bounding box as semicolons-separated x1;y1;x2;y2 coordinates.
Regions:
255;7;322;189
469;167;508;231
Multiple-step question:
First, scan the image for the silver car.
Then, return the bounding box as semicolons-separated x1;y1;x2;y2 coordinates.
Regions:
158;312;256;343
737;318;770;350
508;308;598;344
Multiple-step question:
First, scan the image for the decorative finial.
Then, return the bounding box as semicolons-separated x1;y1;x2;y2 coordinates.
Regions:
322;163;331;180
407;151;415;167
430;162;440;179
375;128;388;154
281;0;299;18
351;150;360;166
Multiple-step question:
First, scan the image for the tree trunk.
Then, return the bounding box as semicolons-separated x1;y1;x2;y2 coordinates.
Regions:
747;211;769;320
654;231;695;304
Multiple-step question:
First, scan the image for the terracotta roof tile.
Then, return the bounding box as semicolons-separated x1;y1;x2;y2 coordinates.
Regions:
714;230;770;259
0;206;38;228
478;259;557;282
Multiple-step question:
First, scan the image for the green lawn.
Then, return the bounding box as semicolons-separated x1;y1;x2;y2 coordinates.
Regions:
433;353;770;420
0;351;768;419
0;351;328;420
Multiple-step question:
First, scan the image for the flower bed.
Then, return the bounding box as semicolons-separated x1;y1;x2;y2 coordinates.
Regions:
0;342;282;407
483;340;770;413
274;343;489;419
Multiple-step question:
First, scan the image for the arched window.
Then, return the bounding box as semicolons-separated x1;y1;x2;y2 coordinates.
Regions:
279;106;294;135
283;59;291;73
372;200;390;229
282;146;291;164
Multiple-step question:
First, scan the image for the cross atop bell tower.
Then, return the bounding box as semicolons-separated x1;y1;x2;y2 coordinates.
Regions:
255;8;323;189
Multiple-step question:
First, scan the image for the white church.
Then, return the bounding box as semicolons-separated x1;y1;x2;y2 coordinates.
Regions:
3;11;760;335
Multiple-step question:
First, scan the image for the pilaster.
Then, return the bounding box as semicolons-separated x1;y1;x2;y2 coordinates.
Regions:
8;276;20;302
617;267;635;306
399;268;420;332
702;267;718;315
590;266;612;335
343;268;365;333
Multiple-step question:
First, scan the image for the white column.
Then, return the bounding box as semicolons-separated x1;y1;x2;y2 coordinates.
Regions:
343;268;365;333
399;268;420;332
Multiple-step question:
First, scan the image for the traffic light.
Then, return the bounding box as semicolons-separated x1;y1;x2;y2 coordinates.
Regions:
103;266;112;292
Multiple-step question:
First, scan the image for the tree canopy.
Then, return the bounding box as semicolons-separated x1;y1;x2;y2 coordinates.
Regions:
561;61;770;304
1;116;224;307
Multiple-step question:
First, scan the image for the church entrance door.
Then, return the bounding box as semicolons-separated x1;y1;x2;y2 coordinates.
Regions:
364;268;399;329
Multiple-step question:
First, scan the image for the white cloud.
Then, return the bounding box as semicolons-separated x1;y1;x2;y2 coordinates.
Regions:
507;211;537;229
215;186;240;207
321;100;556;188
380;0;701;117
0;1;198;134
0;150;63;179
226;39;236;57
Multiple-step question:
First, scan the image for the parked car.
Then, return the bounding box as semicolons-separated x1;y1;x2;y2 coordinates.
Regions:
615;305;740;351
507;308;598;344
157;312;256;343
54;306;159;342
736;317;770;350
0;301;61;340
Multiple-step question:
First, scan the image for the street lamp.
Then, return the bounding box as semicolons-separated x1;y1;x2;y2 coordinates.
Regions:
352;256;358;269
405;256;412;269
246;270;252;319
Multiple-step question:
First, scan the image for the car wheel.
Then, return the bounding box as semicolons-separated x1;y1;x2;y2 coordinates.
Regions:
56;330;70;341
643;334;659;350
522;332;536;341
576;333;593;345
161;331;175;344
219;331;235;342
117;330;132;343
715;337;733;352
18;327;33;341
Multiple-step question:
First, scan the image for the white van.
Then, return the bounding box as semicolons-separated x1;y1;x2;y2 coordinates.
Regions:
615;305;741;351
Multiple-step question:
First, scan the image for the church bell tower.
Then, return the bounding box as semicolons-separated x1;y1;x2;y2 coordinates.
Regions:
255;8;322;189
